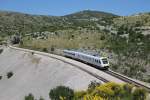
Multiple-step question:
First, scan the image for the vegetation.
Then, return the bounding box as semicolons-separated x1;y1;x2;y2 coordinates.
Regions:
23;82;148;100
87;81;101;93
24;94;45;100
48;82;148;100
132;88;147;100
7;71;13;79
10;34;21;44
25;93;35;100
49;86;74;100
0;10;117;37
0;49;3;54
42;48;48;52
0;10;150;83
0;76;2;80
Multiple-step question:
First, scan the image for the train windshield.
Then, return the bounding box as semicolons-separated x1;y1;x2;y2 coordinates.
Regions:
102;58;108;64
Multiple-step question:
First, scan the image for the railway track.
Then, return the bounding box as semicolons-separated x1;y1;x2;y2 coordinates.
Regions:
62;61;109;83
105;69;150;92
8;46;150;92
8;45;109;83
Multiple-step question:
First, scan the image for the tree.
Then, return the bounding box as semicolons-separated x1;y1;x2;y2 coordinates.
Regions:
49;86;74;100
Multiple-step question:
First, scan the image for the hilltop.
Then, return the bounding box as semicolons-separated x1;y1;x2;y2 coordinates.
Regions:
64;10;118;19
0;10;117;37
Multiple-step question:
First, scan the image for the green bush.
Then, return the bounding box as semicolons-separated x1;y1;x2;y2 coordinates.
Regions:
123;84;133;94
147;78;150;83
100;35;105;40
87;81;101;93
49;86;74;100
42;48;48;52
74;91;86;100
7;71;13;79
50;46;55;52
25;93;34;100
132;88;147;100
0;76;2;80
0;48;4;53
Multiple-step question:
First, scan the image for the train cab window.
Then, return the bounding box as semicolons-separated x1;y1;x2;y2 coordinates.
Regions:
102;58;108;64
99;60;101;64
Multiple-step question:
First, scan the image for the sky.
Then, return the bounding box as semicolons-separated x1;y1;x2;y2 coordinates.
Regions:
0;0;150;16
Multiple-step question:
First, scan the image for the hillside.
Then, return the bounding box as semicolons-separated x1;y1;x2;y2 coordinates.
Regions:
0;10;117;38
64;10;118;19
113;13;150;27
0;46;101;100
0;10;150;83
0;11;62;37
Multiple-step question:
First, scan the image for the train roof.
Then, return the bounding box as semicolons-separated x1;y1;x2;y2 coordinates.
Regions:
63;50;107;59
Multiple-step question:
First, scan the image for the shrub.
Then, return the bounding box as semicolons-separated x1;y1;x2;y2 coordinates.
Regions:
147;78;150;83
11;35;21;44
123;84;133;94
7;71;13;79
0;76;2;80
100;35;105;40
87;81;101;93
25;93;34;100
132;88;147;100
49;86;74;100
0;49;3;54
31;52;34;55
42;48;48;52
94;82;122;99
74;91;86;100
50;46;55;52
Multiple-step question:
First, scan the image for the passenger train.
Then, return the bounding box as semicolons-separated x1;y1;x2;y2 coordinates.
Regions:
63;50;109;70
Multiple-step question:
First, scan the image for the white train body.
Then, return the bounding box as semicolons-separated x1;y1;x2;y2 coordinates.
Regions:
63;50;109;69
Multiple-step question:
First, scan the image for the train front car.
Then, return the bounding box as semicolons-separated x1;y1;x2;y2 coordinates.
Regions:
63;50;76;58
100;57;109;69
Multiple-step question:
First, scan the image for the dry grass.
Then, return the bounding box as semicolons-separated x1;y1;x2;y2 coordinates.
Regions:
22;30;107;50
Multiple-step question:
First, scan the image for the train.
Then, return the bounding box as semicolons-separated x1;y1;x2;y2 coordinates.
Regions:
63;50;109;70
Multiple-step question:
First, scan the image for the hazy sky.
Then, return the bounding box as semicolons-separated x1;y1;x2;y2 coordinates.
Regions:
0;0;150;16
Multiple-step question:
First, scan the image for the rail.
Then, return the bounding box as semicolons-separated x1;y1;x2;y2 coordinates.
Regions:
105;70;150;92
8;46;150;92
8;45;109;83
